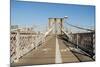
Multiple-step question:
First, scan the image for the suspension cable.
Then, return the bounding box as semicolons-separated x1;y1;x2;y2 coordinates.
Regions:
65;22;94;32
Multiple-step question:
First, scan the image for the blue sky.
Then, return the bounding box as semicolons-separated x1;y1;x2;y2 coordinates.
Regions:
11;0;95;32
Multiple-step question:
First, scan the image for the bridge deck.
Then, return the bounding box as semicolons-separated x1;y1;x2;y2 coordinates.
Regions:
12;35;93;66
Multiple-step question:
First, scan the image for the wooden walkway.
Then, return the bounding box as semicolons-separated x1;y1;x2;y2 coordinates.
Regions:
11;35;93;66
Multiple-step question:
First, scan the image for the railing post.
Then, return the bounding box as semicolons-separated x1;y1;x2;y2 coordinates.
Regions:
77;33;79;49
35;35;38;49
69;33;72;41
14;29;20;62
42;36;46;44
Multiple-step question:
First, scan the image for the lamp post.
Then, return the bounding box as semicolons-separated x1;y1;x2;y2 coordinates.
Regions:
64;16;68;31
64;16;68;19
63;16;69;36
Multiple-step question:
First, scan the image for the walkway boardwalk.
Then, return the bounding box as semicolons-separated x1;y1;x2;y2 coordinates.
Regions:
12;35;93;66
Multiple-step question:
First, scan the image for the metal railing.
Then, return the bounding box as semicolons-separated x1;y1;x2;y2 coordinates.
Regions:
10;27;54;63
10;29;43;63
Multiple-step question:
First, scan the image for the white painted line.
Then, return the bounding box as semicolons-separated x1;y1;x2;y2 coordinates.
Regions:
55;37;62;63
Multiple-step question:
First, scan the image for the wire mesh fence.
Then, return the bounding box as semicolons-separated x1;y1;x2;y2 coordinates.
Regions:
10;29;44;63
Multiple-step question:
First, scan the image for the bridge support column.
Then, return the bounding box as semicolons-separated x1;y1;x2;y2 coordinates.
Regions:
60;19;64;35
48;18;64;35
